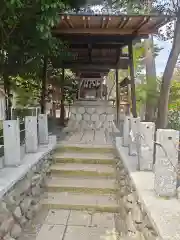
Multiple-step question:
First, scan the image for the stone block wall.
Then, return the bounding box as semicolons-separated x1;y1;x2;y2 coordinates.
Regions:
69;101;115;130
0;151;54;240
115;159;159;240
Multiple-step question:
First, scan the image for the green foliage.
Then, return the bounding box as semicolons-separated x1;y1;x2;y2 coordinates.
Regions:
0;0;88;118
50;68;78;104
10;75;41;107
169;80;180;111
168;110;180;130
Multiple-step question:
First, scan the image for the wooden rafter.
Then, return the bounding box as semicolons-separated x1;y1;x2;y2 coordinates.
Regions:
61;16;69;28
133;16;151;33
105;17;111;28
66;16;73;28
118;17;129;29
101;17;106;28
87;17;90;28
83;16;86;28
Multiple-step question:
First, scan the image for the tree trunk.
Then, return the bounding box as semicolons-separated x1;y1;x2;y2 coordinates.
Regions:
41;56;47;114
4;74;12;120
156;20;180;129
144;36;157;122
60;68;65;126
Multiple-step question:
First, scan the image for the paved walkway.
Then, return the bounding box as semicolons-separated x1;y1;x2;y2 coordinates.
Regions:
20;130;119;240
53;126;116;145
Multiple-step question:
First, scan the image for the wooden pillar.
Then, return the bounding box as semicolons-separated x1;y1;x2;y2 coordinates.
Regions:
41;56;48;114
128;43;137;118
115;69;120;125
60;68;65;125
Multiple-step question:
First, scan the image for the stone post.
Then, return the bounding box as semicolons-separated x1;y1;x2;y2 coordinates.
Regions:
154;129;179;197
128;117;140;156
119;108;125;137
3;120;21;166
122;115;131;147
139;122;155;171
38;114;49;145
25;116;38;153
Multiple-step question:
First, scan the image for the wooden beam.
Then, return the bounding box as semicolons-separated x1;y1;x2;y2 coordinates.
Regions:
60;62;127;70
67;43;125;49
63;57;129;65
77;69;109;73
53;34;146;44
52;28;154;35
88;44;92;62
128;42;137;118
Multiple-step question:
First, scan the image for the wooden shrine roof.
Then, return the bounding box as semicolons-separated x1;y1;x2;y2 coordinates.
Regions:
53;13;170;74
54;14;170;36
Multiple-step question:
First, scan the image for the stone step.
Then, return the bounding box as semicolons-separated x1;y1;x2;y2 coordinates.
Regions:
50;163;115;178
47;177;117;194
42;192;118;213
56;144;115;154
53;152;116;165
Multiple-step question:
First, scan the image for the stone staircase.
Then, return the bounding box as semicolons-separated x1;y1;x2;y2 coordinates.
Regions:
42;144;119;214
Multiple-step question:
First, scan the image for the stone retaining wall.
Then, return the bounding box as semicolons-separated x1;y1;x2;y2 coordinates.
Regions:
0;151;54;240
115;158;159;240
69;100;115;130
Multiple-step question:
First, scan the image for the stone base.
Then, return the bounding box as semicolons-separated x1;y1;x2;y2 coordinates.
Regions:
69;100;115;130
0;150;54;240
115;155;159;240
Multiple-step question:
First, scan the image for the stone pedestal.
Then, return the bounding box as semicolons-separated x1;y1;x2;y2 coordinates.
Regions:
25;116;38;153
123;116;131;147
154;129;179;197
3;120;21;166
128;117;140;156
38;114;48;144
119;110;125;137
139;122;155;171
69;100;114;130
49;135;57;145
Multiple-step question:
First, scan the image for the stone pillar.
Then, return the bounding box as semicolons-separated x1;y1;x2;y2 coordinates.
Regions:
49;135;57;145
25;116;38;153
128;117;140;156
139;122;155;171
122;115;131;147
154;129;179;197
38;114;49;145
119;109;125;137
3;120;21;166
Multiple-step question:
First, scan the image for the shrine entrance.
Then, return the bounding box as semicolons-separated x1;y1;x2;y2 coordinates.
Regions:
52;13;169;135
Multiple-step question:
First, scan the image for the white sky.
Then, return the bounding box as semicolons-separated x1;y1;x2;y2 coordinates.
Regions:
154;38;172;76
